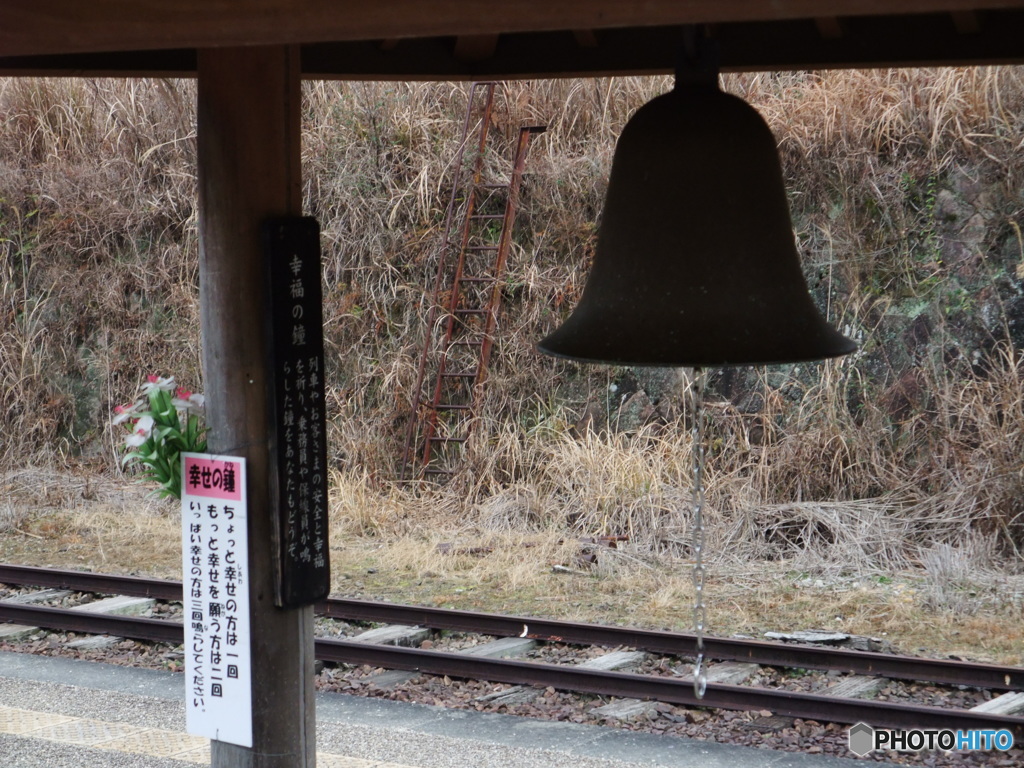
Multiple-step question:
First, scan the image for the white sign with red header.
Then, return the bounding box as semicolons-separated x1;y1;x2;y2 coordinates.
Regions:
181;452;252;747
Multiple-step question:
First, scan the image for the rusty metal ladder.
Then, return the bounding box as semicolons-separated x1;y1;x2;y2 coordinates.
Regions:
401;82;544;480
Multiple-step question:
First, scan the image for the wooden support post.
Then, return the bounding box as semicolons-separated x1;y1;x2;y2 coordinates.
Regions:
197;45;315;768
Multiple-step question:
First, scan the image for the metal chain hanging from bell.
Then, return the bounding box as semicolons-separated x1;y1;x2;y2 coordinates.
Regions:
537;34;857;702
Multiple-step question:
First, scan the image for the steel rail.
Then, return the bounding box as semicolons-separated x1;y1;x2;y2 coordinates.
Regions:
0;563;182;601
0;602;183;644
0;600;1021;738
315;598;1024;692
2;563;1022;691
316;639;1024;738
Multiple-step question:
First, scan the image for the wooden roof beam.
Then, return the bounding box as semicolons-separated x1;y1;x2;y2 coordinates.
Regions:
5;12;1024;79
454;34;499;62
4;1;1024;59
572;30;599;48
951;10;982;31
815;17;846;39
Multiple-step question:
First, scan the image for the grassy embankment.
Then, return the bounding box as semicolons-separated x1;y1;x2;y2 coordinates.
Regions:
1;72;1022;662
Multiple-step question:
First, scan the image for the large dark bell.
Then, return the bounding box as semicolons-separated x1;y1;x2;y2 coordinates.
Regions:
537;80;856;367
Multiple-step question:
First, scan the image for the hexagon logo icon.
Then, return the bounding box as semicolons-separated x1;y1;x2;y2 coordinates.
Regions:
848;722;875;756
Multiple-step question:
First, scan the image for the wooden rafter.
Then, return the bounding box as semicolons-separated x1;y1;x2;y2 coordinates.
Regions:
5;11;1024;79
951;10;983;30
4;0;1024;59
454;35;499;62
815;17;846;39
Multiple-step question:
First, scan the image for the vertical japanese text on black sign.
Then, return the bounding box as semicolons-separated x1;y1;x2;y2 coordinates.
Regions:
265;217;330;607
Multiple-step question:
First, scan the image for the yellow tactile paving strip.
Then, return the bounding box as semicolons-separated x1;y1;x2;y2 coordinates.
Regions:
0;705;416;767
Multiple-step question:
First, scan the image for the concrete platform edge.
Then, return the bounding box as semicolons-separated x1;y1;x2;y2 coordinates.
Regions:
0;650;860;767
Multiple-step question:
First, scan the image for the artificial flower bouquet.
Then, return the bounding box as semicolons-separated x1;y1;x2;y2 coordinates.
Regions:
113;375;207;499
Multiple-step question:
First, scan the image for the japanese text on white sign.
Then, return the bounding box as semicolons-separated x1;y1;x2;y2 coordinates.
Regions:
181;453;252;747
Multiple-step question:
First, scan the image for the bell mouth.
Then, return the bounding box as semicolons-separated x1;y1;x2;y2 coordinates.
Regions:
540;296;860;368
537;81;856;368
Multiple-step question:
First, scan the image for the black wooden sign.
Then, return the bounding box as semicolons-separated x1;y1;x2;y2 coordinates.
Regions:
264;217;330;608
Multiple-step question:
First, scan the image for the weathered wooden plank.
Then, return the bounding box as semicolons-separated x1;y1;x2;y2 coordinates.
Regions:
366;669;419;689
0;624;37;641
3;1;1024;59
474;647;646;705
971;692;1024;715
461;636;539;658
591;661;764;721
66;634;121;650
592;698;658;720
764;630;851;644
352;625;431;647
577;650;648;672
69;596;154;616
475;684;536;705
705;661;759;686
4;589;72;605
198;44;313;768
823;675;887;699
370;635;539;689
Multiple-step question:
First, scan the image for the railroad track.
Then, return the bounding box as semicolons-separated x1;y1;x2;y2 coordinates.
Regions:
1;563;1022;740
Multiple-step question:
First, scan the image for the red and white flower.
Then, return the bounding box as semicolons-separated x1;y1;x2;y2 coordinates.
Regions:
172;388;206;415
141;374;176;397
124;414;154;448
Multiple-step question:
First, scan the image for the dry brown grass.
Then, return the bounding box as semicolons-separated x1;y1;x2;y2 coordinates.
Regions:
0;77;200;470
1;467;1020;665
0;468;180;576
2;71;1024;662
